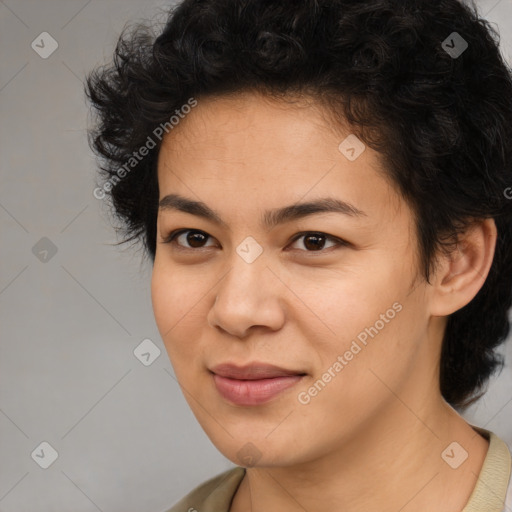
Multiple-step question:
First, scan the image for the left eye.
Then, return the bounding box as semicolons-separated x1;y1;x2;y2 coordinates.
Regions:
288;232;346;252
161;229;347;252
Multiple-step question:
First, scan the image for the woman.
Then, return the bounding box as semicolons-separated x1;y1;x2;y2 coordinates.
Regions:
86;0;512;510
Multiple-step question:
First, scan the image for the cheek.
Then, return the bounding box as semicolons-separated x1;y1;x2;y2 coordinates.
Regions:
296;304;419;431
150;260;208;350
304;268;420;386
298;272;399;351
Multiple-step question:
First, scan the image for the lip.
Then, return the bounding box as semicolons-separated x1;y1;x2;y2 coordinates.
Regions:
210;363;306;406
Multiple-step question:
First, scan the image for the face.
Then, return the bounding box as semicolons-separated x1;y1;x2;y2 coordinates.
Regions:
151;91;438;467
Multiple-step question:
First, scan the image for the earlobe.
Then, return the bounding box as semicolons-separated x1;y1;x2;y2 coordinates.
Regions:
430;218;497;317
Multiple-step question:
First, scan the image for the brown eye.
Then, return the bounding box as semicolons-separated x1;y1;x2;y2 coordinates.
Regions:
162;229;216;249
289;232;347;252
184;231;209;248
303;234;327;251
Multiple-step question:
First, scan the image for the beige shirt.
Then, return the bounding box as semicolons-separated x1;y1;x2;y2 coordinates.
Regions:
165;426;512;512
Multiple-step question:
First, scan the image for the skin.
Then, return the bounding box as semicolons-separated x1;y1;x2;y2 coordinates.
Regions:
151;91;497;512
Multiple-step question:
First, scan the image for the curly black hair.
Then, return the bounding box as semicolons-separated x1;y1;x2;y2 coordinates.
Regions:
85;0;512;410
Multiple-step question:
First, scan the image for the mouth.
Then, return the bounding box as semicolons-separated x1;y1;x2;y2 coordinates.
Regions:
209;362;307;406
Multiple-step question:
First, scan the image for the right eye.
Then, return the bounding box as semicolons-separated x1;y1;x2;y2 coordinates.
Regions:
161;229;218;250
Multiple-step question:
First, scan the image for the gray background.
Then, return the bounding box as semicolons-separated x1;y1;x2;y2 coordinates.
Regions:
1;1;511;511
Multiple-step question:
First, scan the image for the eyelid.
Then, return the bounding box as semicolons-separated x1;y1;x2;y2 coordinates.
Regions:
160;228;349;252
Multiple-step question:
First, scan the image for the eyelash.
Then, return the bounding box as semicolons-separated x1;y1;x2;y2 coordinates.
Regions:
160;229;349;253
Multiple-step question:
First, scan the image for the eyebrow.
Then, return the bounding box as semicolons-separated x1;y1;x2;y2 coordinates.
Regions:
158;193;367;231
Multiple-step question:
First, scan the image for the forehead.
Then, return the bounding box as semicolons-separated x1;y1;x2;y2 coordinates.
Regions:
156;91;405;224
159;92;337;159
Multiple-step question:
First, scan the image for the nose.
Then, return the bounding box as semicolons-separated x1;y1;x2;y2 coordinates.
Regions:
207;254;286;339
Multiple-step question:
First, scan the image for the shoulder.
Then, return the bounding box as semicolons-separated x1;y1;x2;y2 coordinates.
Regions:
462;426;512;512
163;466;246;512
505;474;512;512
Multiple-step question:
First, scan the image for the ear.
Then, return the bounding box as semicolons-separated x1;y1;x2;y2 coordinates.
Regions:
429;218;497;317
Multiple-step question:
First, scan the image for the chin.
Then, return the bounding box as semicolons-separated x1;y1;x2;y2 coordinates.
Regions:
201;424;305;468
